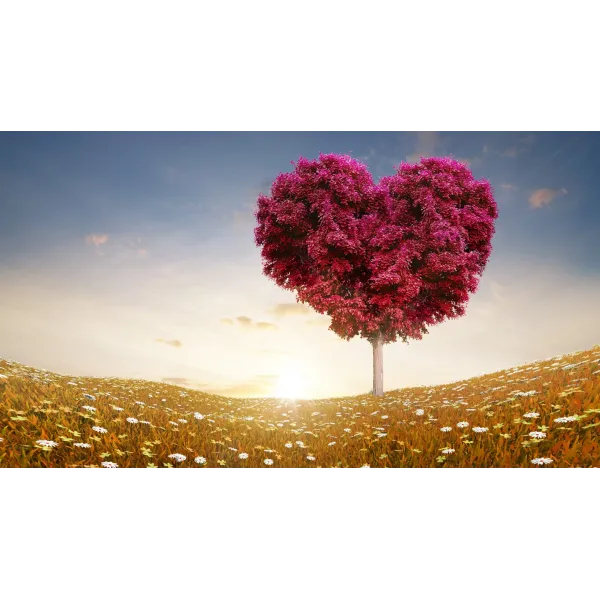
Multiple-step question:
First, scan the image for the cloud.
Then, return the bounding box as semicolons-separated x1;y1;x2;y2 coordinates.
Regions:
137;248;148;258
500;183;516;191
156;338;183;348
269;302;312;318
232;207;255;230
305;317;330;327
528;187;567;209
356;148;377;164
85;233;109;247
204;374;278;398
502;134;535;157
406;132;441;163
230;315;277;330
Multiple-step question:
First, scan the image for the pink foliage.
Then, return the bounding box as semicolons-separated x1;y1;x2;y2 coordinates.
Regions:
254;154;498;344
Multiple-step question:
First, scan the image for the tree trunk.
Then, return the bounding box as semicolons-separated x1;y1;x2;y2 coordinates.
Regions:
372;332;384;397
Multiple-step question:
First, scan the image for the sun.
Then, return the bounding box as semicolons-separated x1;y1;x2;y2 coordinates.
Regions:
274;366;307;400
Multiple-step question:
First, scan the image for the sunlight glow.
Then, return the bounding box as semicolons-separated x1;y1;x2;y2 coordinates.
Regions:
274;366;307;400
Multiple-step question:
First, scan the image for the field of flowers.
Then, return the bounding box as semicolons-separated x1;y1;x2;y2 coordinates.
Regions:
1;345;600;468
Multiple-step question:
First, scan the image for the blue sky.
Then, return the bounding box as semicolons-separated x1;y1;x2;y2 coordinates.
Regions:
1;131;599;398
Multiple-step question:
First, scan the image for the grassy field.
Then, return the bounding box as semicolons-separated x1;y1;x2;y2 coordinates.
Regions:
1;345;600;468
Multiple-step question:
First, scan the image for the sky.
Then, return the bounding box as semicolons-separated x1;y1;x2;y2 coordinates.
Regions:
1;131;599;400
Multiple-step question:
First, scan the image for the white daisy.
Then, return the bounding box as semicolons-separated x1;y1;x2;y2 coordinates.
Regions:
529;431;546;439
457;422;469;429
239;453;249;460
523;412;539;418
441;448;455;454
415;409;425;416
73;442;91;448
92;426;107;434
194;456;207;464
440;426;452;432
264;458;274;466
554;416;577;423
472;427;489;433
531;457;553;465
285;442;293;448
101;461;119;468
36;439;58;447
126;417;139;424
168;453;186;463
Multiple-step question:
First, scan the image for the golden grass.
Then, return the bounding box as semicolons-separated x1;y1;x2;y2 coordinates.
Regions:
1;345;600;467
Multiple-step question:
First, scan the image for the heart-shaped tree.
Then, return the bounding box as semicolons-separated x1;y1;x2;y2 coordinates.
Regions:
254;153;498;396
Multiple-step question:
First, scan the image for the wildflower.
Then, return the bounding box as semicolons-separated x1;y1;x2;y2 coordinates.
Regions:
0;438;3;442
306;455;316;461
529;431;547;439
264;458;274;466
193;412;205;420
343;428;351;433
531;457;554;465
113;406;124;411
92;426;107;434
554;416;577;423
178;419;188;424
523;412;539;418
36;439;58;448
441;448;455;454
415;409;425;416
83;394;96;401
168;453;186;463
101;461;119;468
284;442;293;449
457;422;469;429
140;420;151;425
361;464;370;468
295;441;305;447
81;405;96;413
126;417;139;424
194;456;207;464
228;447;238;452
169;421;179;426
472;427;489;433
239;453;249;460
328;441;336;446
73;442;91;448
440;427;452;432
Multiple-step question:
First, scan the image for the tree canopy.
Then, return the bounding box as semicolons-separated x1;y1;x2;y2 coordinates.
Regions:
254;153;498;345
